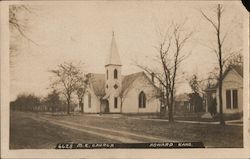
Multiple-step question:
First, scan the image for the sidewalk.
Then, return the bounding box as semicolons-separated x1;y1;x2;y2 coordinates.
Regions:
86;114;243;126
176;119;243;126
69;113;243;126
132;117;243;126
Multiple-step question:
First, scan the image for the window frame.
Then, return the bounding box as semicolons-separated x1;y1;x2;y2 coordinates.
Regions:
139;91;146;108
106;70;108;80
88;93;91;108
226;89;238;110
232;89;238;109
114;69;118;79
226;90;231;109
114;97;118;108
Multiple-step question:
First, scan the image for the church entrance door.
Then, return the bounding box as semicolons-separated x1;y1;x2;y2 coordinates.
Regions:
101;99;109;113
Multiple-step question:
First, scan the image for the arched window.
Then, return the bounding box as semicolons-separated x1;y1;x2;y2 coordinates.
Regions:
114;97;118;108
114;69;118;79
88;93;91;108
106;70;108;80
139;91;146;108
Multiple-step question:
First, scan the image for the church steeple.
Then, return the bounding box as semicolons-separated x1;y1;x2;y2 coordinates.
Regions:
104;32;122;113
105;32;122;66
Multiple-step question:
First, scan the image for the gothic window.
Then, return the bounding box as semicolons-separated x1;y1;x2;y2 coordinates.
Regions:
114;69;118;79
106;70;108;80
139;91;146;108
114;97;118;108
88;93;91;108
106;84;108;89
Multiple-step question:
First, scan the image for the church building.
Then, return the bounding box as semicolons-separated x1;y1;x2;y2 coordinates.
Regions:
83;33;161;114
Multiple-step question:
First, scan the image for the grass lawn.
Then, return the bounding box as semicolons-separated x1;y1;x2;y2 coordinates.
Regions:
10;112;117;149
41;113;243;148
10;111;243;149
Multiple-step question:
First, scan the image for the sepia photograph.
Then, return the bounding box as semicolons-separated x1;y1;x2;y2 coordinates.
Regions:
1;0;249;158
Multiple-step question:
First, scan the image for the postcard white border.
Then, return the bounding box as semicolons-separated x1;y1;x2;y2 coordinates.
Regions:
1;1;249;158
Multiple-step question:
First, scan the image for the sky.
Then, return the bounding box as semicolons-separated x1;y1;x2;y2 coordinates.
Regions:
10;1;246;101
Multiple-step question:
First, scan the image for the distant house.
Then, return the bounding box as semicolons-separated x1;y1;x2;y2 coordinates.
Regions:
82;33;161;114
204;65;243;114
175;93;204;114
174;93;190;114
188;93;204;112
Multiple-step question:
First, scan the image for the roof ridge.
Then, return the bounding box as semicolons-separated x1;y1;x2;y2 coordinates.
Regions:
124;71;144;77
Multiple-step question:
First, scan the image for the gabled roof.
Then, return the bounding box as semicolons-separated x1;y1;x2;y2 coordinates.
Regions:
87;71;159;97
204;65;243;92
122;71;160;93
224;65;243;78
105;32;122;66
121;72;144;92
87;73;106;97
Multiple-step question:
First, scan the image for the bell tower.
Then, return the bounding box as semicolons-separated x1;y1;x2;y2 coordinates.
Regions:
105;32;122;112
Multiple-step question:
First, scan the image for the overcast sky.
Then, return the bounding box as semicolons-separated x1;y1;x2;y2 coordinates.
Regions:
10;1;246;100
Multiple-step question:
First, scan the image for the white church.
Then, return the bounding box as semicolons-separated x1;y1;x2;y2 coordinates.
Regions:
82;33;161;114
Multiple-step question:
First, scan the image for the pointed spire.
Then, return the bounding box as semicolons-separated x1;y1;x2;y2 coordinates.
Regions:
105;31;122;66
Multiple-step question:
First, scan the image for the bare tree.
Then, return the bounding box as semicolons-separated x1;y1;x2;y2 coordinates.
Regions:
189;74;199;94
188;72;216;95
44;90;61;113
50;62;84;115
137;22;192;122
201;4;242;125
225;53;243;68
9;5;38;68
9;5;32;43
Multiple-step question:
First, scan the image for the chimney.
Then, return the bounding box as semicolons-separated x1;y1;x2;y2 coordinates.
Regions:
151;72;155;84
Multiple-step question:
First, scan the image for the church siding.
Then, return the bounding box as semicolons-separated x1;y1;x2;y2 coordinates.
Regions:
108;95;121;113
122;90;140;113
83;88;101;113
122;75;160;113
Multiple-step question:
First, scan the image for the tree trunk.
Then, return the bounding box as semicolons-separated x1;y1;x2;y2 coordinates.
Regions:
52;104;55;113
217;4;225;125
168;104;174;122
165;86;174;122
120;101;123;113
99;100;102;115
168;92;174;122
79;101;84;114
218;70;225;125
160;98;166;116
160;89;166;116
67;98;70;115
